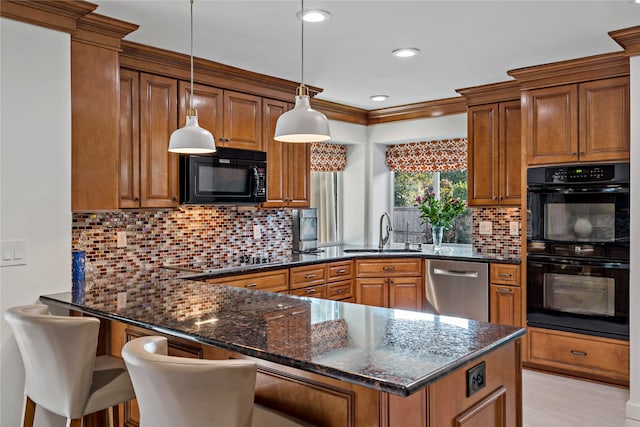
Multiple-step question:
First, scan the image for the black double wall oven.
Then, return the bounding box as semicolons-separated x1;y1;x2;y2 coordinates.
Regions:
526;163;630;340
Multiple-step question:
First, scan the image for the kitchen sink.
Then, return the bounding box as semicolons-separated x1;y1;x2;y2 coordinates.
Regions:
343;248;422;253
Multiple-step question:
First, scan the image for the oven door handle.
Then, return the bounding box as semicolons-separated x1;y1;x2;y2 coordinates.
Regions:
527;256;629;270
527;185;628;194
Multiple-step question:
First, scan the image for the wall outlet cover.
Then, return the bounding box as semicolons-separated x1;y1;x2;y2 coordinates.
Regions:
479;221;492;235
116;231;127;248
253;224;262;239
116;292;127;311
466;361;486;397
509;221;519;236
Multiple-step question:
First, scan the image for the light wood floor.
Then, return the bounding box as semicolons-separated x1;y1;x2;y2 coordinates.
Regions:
523;369;640;427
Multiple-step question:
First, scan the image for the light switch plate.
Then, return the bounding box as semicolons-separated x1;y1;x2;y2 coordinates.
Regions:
116;292;127;311
253;224;261;239
116;231;127;248
509;221;519;236
0;240;27;267
479;221;492;235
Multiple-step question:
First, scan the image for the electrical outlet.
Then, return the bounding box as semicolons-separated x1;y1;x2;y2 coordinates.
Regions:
479;221;492;235
253;224;261;239
509;221;519;236
116;231;127;248
466;362;486;397
116;292;127;311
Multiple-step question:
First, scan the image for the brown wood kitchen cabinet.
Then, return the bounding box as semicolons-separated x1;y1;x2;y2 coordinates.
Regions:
489;263;522;328
326;260;355;302
119;69;180;208
205;269;289;293
290;264;327;299
466;100;521;206
355;258;423;310
178;81;262;151
261;99;311;208
523;76;630;165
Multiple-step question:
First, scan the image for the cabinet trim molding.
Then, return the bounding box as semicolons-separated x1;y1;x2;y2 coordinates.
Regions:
609;25;640;57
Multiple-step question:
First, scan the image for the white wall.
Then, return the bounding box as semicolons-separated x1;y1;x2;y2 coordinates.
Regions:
0;18;71;427
627;54;639;422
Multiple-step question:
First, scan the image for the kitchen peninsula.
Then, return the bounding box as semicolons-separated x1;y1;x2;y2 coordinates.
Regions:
41;265;525;427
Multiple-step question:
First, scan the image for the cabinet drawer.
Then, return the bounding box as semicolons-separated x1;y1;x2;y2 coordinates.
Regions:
355;258;422;277
290;264;326;289
327;260;353;282
528;327;629;383
490;263;520;285
290;284;327;299
206;269;288;293
326;279;354;300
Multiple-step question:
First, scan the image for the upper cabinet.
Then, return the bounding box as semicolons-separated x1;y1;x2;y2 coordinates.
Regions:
523;77;630;165
457;81;522;207
120;70;179;208
261;99;311;208
178;82;262;151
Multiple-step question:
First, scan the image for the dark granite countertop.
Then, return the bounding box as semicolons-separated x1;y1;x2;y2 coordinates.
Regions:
170;244;520;281
40;268;525;396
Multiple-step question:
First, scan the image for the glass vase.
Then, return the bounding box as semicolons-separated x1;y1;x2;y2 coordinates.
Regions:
431;226;444;251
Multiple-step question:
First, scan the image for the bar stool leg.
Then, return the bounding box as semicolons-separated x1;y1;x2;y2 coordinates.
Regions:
22;396;36;427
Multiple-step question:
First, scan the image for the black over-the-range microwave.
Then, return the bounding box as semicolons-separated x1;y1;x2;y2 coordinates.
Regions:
180;147;267;204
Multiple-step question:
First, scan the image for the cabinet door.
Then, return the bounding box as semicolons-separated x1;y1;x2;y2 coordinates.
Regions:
498;101;521;205
223;90;262;150
286;142;311;207
262;98;288;207
119;69;140;208
178;81;223;143
139;73;179;207
524;84;578;165
490;285;522;327
579;77;630;162
356;278;388;308
467;104;499;206
389;277;423;311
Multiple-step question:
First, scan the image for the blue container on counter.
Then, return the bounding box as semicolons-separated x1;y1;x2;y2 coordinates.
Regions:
72;250;86;302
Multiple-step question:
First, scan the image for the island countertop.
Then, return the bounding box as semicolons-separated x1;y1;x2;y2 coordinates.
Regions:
40;268;525;397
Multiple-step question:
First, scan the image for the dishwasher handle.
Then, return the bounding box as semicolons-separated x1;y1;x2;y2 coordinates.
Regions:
432;268;479;278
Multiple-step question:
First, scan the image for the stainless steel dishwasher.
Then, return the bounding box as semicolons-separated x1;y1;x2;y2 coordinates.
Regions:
424;259;489;322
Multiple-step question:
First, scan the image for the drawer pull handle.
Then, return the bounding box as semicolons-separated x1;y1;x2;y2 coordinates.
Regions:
497;288;512;293
382;266;395;271
336;288;346;294
570;350;587;357
499;273;512;278
245;283;257;288
304;274;316;279
337;269;347;274
304;288;316;294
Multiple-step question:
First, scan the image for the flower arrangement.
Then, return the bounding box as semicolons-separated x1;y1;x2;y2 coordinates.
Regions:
415;191;466;229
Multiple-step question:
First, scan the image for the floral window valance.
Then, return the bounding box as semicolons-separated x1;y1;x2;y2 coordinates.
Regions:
311;142;347;172
385;138;467;172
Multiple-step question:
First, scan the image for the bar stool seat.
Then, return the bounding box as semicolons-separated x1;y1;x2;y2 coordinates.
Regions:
122;335;315;427
5;304;136;427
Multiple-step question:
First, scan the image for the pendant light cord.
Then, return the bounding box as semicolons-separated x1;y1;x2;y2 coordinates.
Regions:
300;0;304;87
189;0;194;112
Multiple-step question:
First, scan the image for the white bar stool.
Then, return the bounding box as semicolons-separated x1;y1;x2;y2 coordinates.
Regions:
5;304;136;427
122;335;316;427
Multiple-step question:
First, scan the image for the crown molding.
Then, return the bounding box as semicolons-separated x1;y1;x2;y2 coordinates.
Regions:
311;99;368;126
456;80;521;106
609;25;640;57
0;0;96;33
507;51;629;90
72;13;139;51
367;97;467;125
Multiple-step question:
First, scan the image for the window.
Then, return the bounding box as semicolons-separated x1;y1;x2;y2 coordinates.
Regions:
392;170;472;244
311;171;342;245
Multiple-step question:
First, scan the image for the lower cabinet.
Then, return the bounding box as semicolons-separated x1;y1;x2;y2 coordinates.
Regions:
355;258;423;310
489;263;522;327
525;326;629;386
205;269;288;293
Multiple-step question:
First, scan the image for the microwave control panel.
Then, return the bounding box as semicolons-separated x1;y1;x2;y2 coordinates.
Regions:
255;167;266;196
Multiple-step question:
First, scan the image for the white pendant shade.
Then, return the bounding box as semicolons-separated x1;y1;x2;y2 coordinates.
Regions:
274;94;331;143
168;115;216;154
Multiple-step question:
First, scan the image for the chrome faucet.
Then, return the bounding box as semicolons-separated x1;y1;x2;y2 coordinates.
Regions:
378;212;393;250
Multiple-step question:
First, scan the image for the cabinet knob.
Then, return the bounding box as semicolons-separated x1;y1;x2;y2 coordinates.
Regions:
492;196;497;200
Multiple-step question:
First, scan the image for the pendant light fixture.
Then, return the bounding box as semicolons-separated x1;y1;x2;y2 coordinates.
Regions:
168;0;216;154
274;0;331;143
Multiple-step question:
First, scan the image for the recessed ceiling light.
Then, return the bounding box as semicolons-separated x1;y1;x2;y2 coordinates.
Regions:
392;48;420;58
297;10;331;23
370;95;389;102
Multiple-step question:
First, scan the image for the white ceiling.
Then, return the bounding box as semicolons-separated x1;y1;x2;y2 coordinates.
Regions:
93;0;640;110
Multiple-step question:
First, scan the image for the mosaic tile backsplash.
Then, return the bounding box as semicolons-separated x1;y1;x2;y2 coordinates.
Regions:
72;205;292;275
472;207;522;258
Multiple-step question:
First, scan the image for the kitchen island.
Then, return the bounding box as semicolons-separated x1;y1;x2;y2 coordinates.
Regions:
41;268;525;426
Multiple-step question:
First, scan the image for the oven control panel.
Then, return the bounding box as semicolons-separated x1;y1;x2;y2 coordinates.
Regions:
545;164;615;183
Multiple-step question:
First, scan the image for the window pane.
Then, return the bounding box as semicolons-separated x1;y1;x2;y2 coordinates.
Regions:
311;171;341;245
393;171;471;244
